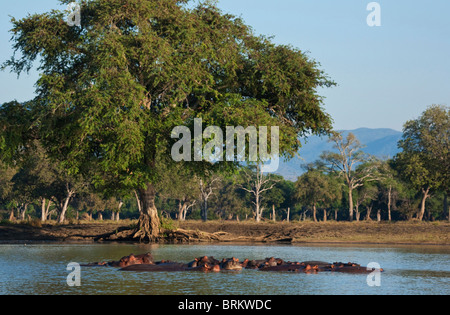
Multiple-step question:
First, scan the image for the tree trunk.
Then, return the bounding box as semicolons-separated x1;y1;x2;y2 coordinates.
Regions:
58;183;75;224
202;199;208;222
41;198;48;222
387;185;392;222
58;196;71;224
418;187;430;221
134;183;161;242
19;203;28;221
287;207;290;223
348;187;354;221
323;208;327;222
117;201;123;222
446;193;449;222
443;193;448;222
334;209;338;221
312;204;317;222
365;205;373;221
377;209;381;222
255;191;262;222
255;203;261;223
134;190;142;213
178;202;187;222
9;209;15;221
46;201;52;221
355;203;360;222
272;204;276;222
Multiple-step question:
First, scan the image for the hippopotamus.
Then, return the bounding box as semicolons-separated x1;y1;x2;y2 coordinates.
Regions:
113;253;154;267
220;257;242;271
187;256;220;268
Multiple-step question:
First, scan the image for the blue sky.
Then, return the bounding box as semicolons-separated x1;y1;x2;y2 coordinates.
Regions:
1;0;449;131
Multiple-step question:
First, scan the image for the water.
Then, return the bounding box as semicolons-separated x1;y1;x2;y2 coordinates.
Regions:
0;243;449;295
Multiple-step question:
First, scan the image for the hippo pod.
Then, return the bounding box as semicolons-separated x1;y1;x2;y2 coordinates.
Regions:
83;254;383;274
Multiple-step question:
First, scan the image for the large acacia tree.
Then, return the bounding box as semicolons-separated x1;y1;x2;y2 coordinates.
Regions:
2;0;334;241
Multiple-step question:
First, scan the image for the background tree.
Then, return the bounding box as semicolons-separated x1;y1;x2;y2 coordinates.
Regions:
353;182;378;221
295;166;334;222
277;179;296;222
156;162;199;221
321;132;380;221
213;176;250;220
240;164;279;222
256;174;285;222
0;162;16;220
198;173;220;222
394;105;449;221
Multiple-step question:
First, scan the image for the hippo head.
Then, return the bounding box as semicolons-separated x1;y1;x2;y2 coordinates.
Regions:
265;257;277;267
221;257;242;271
118;254;136;268
200;256;209;263
140;253;153;264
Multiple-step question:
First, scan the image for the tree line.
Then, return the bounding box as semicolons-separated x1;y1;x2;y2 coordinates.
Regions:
1;105;448;224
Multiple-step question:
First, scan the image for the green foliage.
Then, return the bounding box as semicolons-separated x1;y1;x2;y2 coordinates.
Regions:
2;0;334;195
395;105;449;193
160;216;178;232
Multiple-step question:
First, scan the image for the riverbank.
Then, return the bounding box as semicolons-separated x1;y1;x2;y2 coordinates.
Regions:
0;220;449;245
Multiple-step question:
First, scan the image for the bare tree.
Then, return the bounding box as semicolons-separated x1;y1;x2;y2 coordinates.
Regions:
199;174;220;222
178;198;197;221
240;164;279;222
321;132;380;221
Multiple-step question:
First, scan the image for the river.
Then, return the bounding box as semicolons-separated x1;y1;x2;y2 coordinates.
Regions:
0;243;449;295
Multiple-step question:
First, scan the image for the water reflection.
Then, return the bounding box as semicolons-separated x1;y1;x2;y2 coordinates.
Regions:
0;243;449;295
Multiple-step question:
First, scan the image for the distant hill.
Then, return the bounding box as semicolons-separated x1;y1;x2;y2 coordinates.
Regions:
276;128;403;181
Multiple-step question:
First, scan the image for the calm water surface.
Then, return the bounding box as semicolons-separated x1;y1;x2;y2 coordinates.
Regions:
0;243;449;295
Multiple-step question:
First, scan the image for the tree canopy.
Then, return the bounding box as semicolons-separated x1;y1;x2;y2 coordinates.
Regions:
394;105;449;220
